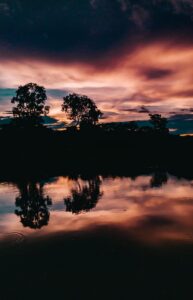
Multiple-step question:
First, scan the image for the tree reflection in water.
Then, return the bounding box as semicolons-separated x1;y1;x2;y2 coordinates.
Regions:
64;176;102;214
13;172;169;228
15;182;52;229
150;171;168;188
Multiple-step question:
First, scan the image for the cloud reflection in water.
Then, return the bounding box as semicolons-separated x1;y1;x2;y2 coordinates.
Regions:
0;174;193;244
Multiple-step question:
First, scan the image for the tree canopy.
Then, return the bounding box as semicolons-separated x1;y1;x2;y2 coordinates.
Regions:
11;83;50;126
62;93;102;127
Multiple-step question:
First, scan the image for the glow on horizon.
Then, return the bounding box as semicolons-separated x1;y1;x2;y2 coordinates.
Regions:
1;41;193;122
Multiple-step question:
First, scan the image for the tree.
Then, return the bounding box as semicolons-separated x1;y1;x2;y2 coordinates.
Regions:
99;121;138;133
62;93;102;127
149;114;169;134
11;83;50;127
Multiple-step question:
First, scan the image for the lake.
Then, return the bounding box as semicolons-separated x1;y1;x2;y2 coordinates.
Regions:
1;173;193;299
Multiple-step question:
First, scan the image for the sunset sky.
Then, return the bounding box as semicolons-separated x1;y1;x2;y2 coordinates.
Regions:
1;0;193;122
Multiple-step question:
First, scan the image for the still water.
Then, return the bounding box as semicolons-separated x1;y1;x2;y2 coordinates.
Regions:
1;173;193;299
0;173;193;244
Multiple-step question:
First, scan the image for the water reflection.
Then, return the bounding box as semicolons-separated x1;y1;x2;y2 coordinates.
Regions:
150;171;168;188
64;176;102;214
0;173;193;244
15;181;52;229
1;173;193;300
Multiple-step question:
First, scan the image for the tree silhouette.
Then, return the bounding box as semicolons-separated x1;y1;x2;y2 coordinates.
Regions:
62;93;102;128
149;114;169;134
64;176;102;214
11;83;50;127
15;181;52;229
127;121;139;132
100;121;139;133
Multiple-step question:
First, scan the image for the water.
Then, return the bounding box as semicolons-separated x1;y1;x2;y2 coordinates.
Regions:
1;173;193;299
1;174;193;244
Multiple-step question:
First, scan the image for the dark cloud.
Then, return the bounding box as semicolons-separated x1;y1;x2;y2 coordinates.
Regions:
0;2;10;15
140;68;173;80
0;1;193;124
122;105;150;113
129;4;150;29
117;0;128;12
101;111;120;119
0;0;193;64
180;108;193;112
0;0;129;62
123;107;140;113
167;0;193;14
173;89;193;97
168;111;178;115
127;93;162;104
139;215;175;227
138;106;150;113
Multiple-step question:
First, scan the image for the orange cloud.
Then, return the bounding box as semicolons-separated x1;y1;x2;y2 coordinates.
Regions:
1;41;193;122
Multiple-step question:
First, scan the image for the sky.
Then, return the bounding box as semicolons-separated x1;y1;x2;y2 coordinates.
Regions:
1;0;193;123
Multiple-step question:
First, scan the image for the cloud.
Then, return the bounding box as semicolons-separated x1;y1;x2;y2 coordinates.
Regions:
169;0;193;13
121;106;150;113
138;106;150;113
129;5;150;29
0;2;10;15
0;0;193;63
100;111;120;119
139;215;175;227
173;89;193;97
90;0;98;9
117;0;128;12
1;41;193;122
0;1;193;124
140;68;173;80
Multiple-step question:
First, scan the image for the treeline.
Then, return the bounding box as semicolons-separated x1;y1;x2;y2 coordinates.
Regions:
0;82;192;178
9;82;103;129
2;82;169;135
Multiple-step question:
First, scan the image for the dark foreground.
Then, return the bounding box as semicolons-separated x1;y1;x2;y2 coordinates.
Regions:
1;228;193;300
0;126;193;178
0;172;193;299
0;128;193;299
